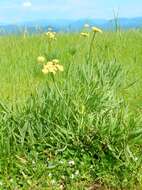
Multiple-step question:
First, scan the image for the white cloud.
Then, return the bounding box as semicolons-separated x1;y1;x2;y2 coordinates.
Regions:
23;1;32;8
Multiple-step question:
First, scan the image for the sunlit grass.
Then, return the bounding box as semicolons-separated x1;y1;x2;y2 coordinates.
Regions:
1;31;142;108
0;29;142;189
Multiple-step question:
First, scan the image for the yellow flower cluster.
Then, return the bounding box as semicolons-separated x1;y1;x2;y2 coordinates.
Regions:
42;59;64;75
45;31;56;40
80;32;89;37
92;27;103;33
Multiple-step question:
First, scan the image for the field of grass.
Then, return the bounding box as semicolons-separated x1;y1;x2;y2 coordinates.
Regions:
0;29;142;189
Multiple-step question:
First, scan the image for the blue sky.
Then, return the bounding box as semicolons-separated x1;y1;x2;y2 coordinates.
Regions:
0;0;142;23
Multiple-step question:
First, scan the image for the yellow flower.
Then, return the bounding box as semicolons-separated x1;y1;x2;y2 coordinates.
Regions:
37;56;46;64
42;60;64;75
46;62;57;73
47;67;57;74
50;34;56;40
42;68;49;74
84;24;90;28
56;64;64;72
42;64;56;75
45;32;56;40
44;61;54;67
80;32;89;37
92;27;103;33
45;32;51;36
44;61;53;69
52;59;60;64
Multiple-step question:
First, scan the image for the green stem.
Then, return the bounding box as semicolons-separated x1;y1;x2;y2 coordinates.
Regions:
48;40;52;54
87;32;96;64
67;55;74;77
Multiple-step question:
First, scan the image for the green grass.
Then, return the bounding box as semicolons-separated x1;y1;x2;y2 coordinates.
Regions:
0;30;142;189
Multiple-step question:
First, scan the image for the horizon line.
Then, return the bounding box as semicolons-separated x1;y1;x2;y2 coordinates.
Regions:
0;15;142;25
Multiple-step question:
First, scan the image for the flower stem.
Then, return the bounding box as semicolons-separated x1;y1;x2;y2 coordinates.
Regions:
87;32;96;64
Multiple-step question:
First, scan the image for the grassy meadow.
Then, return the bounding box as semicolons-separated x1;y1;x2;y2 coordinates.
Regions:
0;29;142;189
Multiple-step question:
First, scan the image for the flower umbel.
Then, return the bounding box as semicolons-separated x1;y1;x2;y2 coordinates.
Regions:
80;32;89;37
45;32;56;40
42;59;64;75
52;59;60;64
56;64;64;72
92;27;103;33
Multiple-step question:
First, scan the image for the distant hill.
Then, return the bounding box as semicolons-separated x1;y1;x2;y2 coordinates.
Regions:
0;17;142;35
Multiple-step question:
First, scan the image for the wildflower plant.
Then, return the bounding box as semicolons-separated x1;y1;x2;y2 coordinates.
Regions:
87;26;103;64
45;31;57;54
1;27;142;190
45;31;56;40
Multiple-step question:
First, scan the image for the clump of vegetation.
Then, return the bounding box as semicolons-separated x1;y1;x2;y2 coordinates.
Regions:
0;27;142;189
